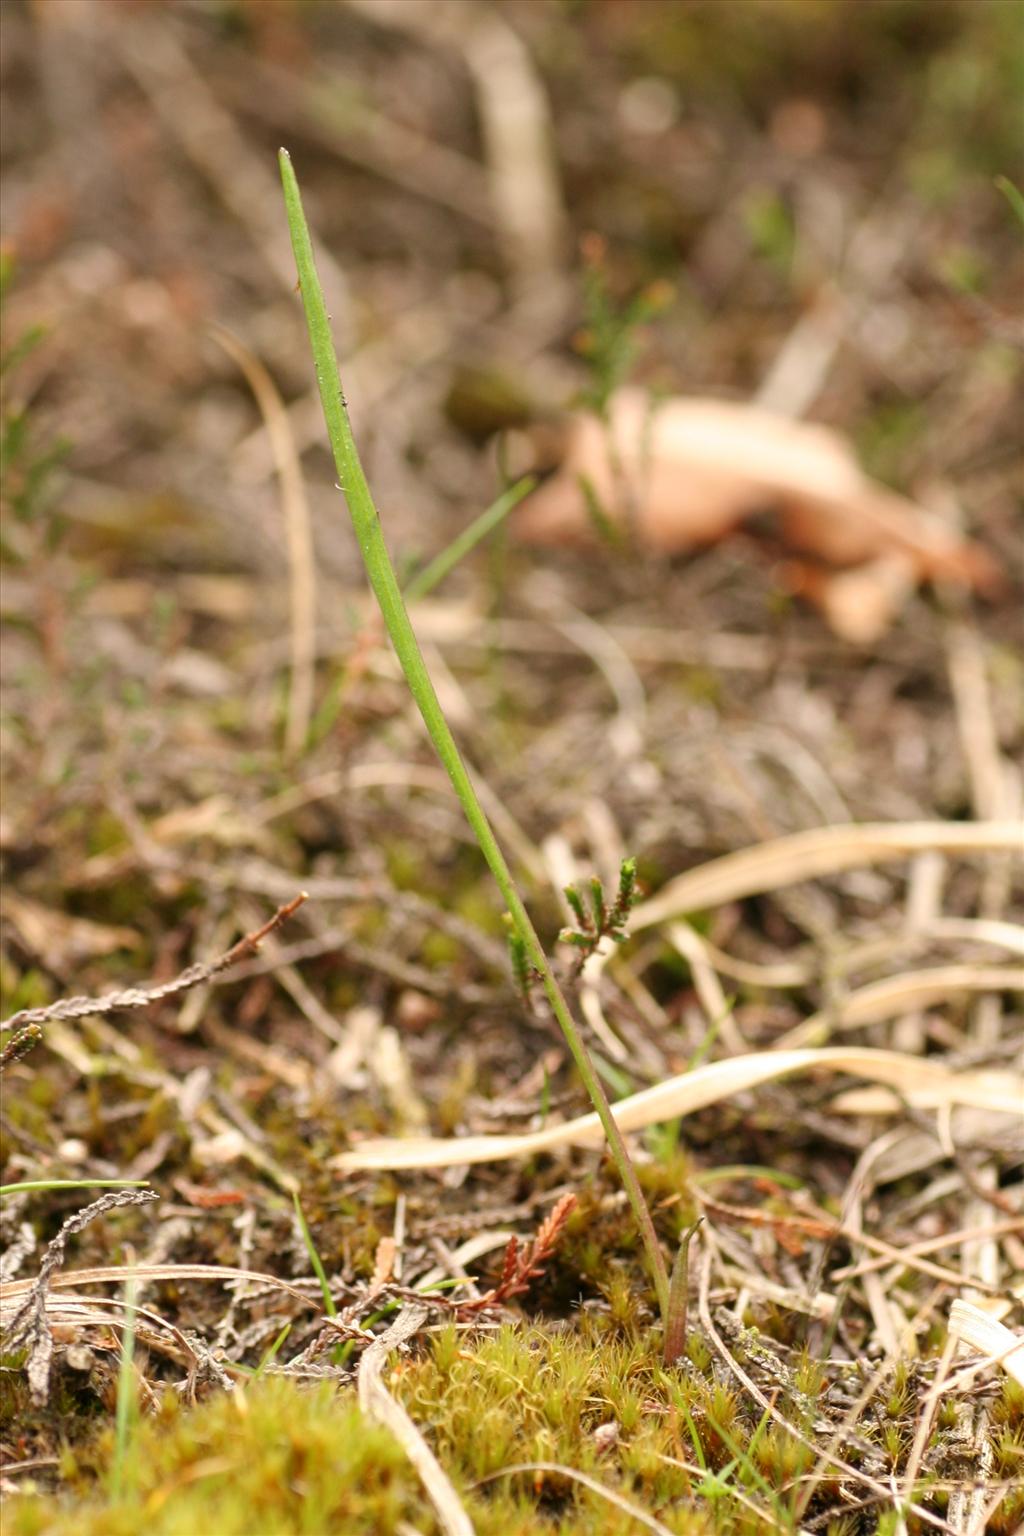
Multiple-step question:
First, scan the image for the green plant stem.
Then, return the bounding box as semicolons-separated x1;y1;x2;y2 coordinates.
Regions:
279;148;669;1324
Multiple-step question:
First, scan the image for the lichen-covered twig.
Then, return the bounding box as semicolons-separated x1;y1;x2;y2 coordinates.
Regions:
4;1188;160;1404
1;894;308;1033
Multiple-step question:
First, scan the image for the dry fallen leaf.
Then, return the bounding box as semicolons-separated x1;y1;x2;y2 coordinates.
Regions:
948;1300;1024;1388
514;389;998;639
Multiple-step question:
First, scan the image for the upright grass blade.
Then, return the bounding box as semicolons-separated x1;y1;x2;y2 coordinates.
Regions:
293;1191;337;1318
403;475;535;603
278;148;670;1325
110;1267;139;1501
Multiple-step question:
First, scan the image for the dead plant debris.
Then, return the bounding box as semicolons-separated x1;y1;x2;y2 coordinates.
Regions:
2;2;1022;1533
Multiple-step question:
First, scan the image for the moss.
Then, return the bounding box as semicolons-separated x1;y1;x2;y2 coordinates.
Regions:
988;1486;1024;1536
9;1320;841;1535
401;1320;717;1532
382;837;428;893
9;1380;418;1536
420;930;460;968
991;1373;1024;1432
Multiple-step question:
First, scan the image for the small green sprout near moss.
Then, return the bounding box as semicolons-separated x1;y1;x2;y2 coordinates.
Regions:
0;250;71;554
995;174;1024;229
662;1217;702;1367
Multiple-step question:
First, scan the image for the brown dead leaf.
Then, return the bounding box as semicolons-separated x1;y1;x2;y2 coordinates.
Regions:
514;390;998;640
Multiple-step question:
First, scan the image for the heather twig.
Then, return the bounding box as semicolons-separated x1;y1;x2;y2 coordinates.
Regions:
458;1192;577;1313
1;894;308;1033
560;856;639;977
3;1188;159;1405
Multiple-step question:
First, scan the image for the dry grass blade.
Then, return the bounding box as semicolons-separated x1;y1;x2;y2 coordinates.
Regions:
472;1462;675;1536
357;1305;474;1536
831;1218;1024;1284
948;1299;1024;1388
330;1045;1021;1170
0;1262;327;1321
625;822;1021;932
210;325;316;759
829;1220;1023;1297
775;963;1024;1048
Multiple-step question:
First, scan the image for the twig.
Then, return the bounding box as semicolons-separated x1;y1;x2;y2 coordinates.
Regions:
457;1193;576;1313
3;1189;159;1405
1;895;307;1032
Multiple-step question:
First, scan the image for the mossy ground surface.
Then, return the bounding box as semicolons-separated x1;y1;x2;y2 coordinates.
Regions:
17;1324;1023;1536
2;2;1022;1533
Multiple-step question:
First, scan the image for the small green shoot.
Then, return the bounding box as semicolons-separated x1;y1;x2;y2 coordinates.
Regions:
292;1191;337;1318
574;233;673;417
0;1179;152;1197
0;257;70;553
685;1001;732;1072
279;150;671;1329
576;470;625;551
253;1321;293;1379
403;475;535;603
663;1217;702;1367
995;174;1024;229
307;476;533;748
109;1267;139;1501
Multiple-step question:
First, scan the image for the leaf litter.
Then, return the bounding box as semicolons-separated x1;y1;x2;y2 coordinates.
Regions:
1;3;1022;1533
